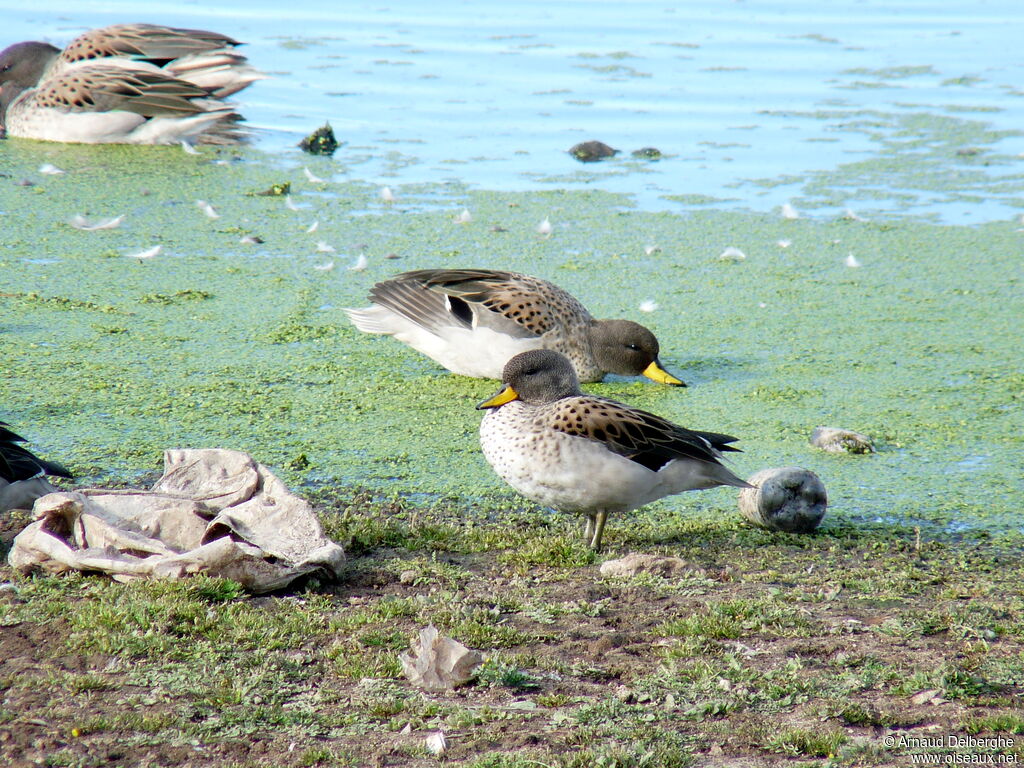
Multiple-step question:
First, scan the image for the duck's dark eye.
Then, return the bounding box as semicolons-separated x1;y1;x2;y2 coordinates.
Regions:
627;343;640;351
523;368;538;376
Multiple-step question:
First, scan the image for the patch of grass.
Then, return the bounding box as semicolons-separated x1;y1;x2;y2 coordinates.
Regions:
963;713;1024;734
765;726;847;757
654;597;812;640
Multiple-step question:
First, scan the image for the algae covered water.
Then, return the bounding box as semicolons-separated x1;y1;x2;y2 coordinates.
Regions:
0;1;1022;540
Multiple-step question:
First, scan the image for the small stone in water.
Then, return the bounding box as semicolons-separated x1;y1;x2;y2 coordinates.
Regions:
569;140;619;162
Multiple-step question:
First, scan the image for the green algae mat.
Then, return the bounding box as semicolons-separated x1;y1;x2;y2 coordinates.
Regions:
1;141;1021;541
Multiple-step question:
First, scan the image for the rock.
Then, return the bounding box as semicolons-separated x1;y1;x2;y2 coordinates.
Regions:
599;552;702;578
399;625;482;692
739;467;827;533
569;140;619;162
810;426;874;454
631;147;662;160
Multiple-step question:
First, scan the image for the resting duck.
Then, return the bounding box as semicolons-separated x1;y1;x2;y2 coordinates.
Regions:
0;23;263;143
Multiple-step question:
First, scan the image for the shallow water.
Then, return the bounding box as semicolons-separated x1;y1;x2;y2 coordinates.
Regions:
2;0;1024;222
1;2;1022;541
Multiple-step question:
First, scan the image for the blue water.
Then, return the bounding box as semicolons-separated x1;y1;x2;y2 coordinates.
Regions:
2;0;1023;221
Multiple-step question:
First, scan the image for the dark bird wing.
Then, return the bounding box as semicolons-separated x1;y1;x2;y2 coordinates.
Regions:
546;396;743;473
0;421;73;482
382;268;591;337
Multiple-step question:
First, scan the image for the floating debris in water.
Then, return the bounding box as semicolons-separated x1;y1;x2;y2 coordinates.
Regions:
536;217;552;236
285;195;310;211
638;300;659;313
490;225;508;233
313;261;335;272
842;208;865;221
845;253;862;268
777;239;792;248
631;147;662;160
16;178;34;187
781;203;799;220
126;245;162;261
180;141;200;155
810;426;874;454
719;246;746;262
303;167;327;183
38;163;65;175
569;140;619;162
454;208;472;224
70;214;125;231
384;252;401;259
380;186;395;203
306;220;319;233
299;123;339;155
758;302;768;308
349;254;369;271
196;200;220;219
239;235;263;245
253;182;291;197
316;241;336;253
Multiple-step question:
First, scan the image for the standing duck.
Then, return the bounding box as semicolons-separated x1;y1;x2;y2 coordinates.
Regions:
477;350;748;550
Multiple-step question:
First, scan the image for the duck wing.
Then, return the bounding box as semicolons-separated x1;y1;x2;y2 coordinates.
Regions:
396;269;593;337
546;396;743;473
32;64;221;116
59;24;242;67
0;422;73;482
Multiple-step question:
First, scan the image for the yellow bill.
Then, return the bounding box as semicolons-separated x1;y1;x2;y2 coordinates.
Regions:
642;360;685;387
477;384;520;409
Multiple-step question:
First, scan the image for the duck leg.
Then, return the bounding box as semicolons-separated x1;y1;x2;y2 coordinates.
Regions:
589;510;609;552
583;514;596;543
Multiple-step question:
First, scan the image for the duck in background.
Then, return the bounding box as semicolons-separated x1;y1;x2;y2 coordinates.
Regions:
0;23;264;144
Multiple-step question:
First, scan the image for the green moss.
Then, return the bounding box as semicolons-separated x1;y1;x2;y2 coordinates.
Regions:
0;142;1021;542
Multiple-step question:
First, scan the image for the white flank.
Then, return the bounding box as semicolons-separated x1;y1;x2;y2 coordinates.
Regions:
536;217;553;236
316;241;336;253
39;163;65;175
845;253;862;268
